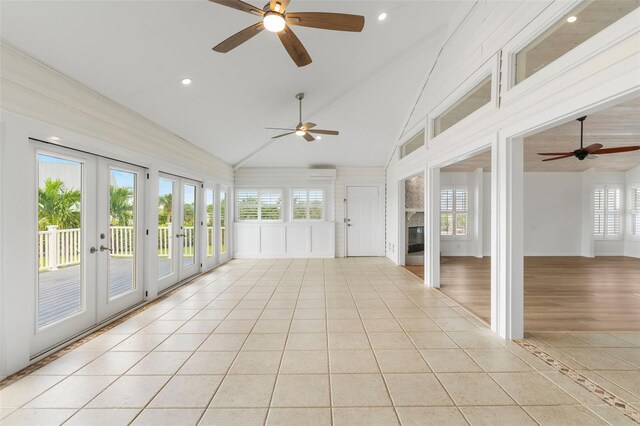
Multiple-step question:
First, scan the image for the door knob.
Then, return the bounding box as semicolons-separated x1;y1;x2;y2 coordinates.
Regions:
99;245;112;252
89;247;97;254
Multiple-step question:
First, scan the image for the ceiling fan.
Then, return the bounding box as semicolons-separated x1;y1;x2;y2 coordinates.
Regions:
208;0;365;67
538;116;640;162
267;93;339;142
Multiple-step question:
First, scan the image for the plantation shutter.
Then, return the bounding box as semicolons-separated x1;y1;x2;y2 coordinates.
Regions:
440;188;454;236
260;190;282;220
455;187;469;236
632;186;640;237
237;190;258;220
309;190;324;220
593;188;605;236
292;190;308;220
606;187;621;237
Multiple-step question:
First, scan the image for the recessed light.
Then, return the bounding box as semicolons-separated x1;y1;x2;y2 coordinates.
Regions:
317;136;322;140
181;78;192;86
566;16;577;23
49;136;60;142
378;12;387;21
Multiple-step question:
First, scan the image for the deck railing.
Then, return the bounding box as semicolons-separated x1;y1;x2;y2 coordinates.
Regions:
38;225;224;271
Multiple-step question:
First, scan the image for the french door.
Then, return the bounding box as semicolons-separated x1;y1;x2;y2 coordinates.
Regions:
157;174;201;292
33;143;145;355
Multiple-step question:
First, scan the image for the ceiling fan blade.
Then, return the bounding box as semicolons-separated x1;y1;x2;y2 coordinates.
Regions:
303;132;316;142
584;143;604;154
277;26;312;67
271;132;296;139
537;152;573;156
213;22;264;53
308;129;339;135
287;12;365;32
208;0;264;16
591;146;640;155
266;127;296;131
302;122;317;130
542;154;575;162
269;0;290;13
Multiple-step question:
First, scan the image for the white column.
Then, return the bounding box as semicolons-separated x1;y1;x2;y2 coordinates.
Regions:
425;166;440;288
473;168;484;259
491;135;524;340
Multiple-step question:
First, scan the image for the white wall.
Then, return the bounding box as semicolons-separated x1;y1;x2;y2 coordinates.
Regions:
442;171;634;257
233;168;336;258
233;167;386;258
0;42;234;378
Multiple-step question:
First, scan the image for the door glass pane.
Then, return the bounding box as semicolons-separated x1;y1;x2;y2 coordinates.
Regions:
108;169;136;299
206;189;215;258
158;178;174;278
37;154;83;327
220;190;227;254
183;184;196;267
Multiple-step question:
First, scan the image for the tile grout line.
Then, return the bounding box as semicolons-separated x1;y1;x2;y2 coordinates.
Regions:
516;339;640;424
375;262;472;425
123;264;258;425
264;258;307;425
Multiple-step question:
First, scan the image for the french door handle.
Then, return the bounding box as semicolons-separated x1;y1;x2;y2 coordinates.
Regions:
176;233;185;238
99;245;112;252
90;247;97;254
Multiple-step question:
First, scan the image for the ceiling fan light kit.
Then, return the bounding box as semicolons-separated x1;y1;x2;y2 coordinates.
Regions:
266;93;340;143
537;116;640;162
209;0;365;67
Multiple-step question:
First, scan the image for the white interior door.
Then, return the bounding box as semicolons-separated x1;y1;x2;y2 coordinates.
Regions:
346;186;383;256
96;159;145;320
157;174;201;293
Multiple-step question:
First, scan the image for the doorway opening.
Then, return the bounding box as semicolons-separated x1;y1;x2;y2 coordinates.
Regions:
438;149;492;324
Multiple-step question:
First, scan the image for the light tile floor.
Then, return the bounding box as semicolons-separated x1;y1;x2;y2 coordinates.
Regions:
0;258;636;425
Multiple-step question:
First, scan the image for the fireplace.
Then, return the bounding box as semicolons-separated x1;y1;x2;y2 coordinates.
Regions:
408;226;424;253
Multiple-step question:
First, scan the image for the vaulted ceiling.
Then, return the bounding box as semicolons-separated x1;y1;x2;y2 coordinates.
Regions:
1;0;463;168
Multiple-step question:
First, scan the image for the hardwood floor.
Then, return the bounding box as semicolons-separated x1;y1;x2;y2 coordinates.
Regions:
404;256;640;331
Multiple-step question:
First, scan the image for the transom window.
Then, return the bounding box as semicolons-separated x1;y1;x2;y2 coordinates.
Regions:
236;189;283;221
630;185;640;237
292;189;325;221
594;186;622;239
441;187;468;237
400;130;425;159
434;76;492;137
515;1;640;85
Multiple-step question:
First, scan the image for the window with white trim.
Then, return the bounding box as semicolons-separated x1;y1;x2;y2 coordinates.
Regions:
236;189;283;221
630;185;640;237
594;186;622;239
292;189;325;221
441;187;468;237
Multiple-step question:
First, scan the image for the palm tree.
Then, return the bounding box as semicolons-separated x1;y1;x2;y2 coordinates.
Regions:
110;186;134;226
158;193;172;225
38;178;81;230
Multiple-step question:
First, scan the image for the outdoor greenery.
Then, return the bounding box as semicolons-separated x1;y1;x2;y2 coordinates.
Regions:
158;193;172;225
110;186;134;226
38;178;81;231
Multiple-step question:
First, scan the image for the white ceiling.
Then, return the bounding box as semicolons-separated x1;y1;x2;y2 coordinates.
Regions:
1;0;463;167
